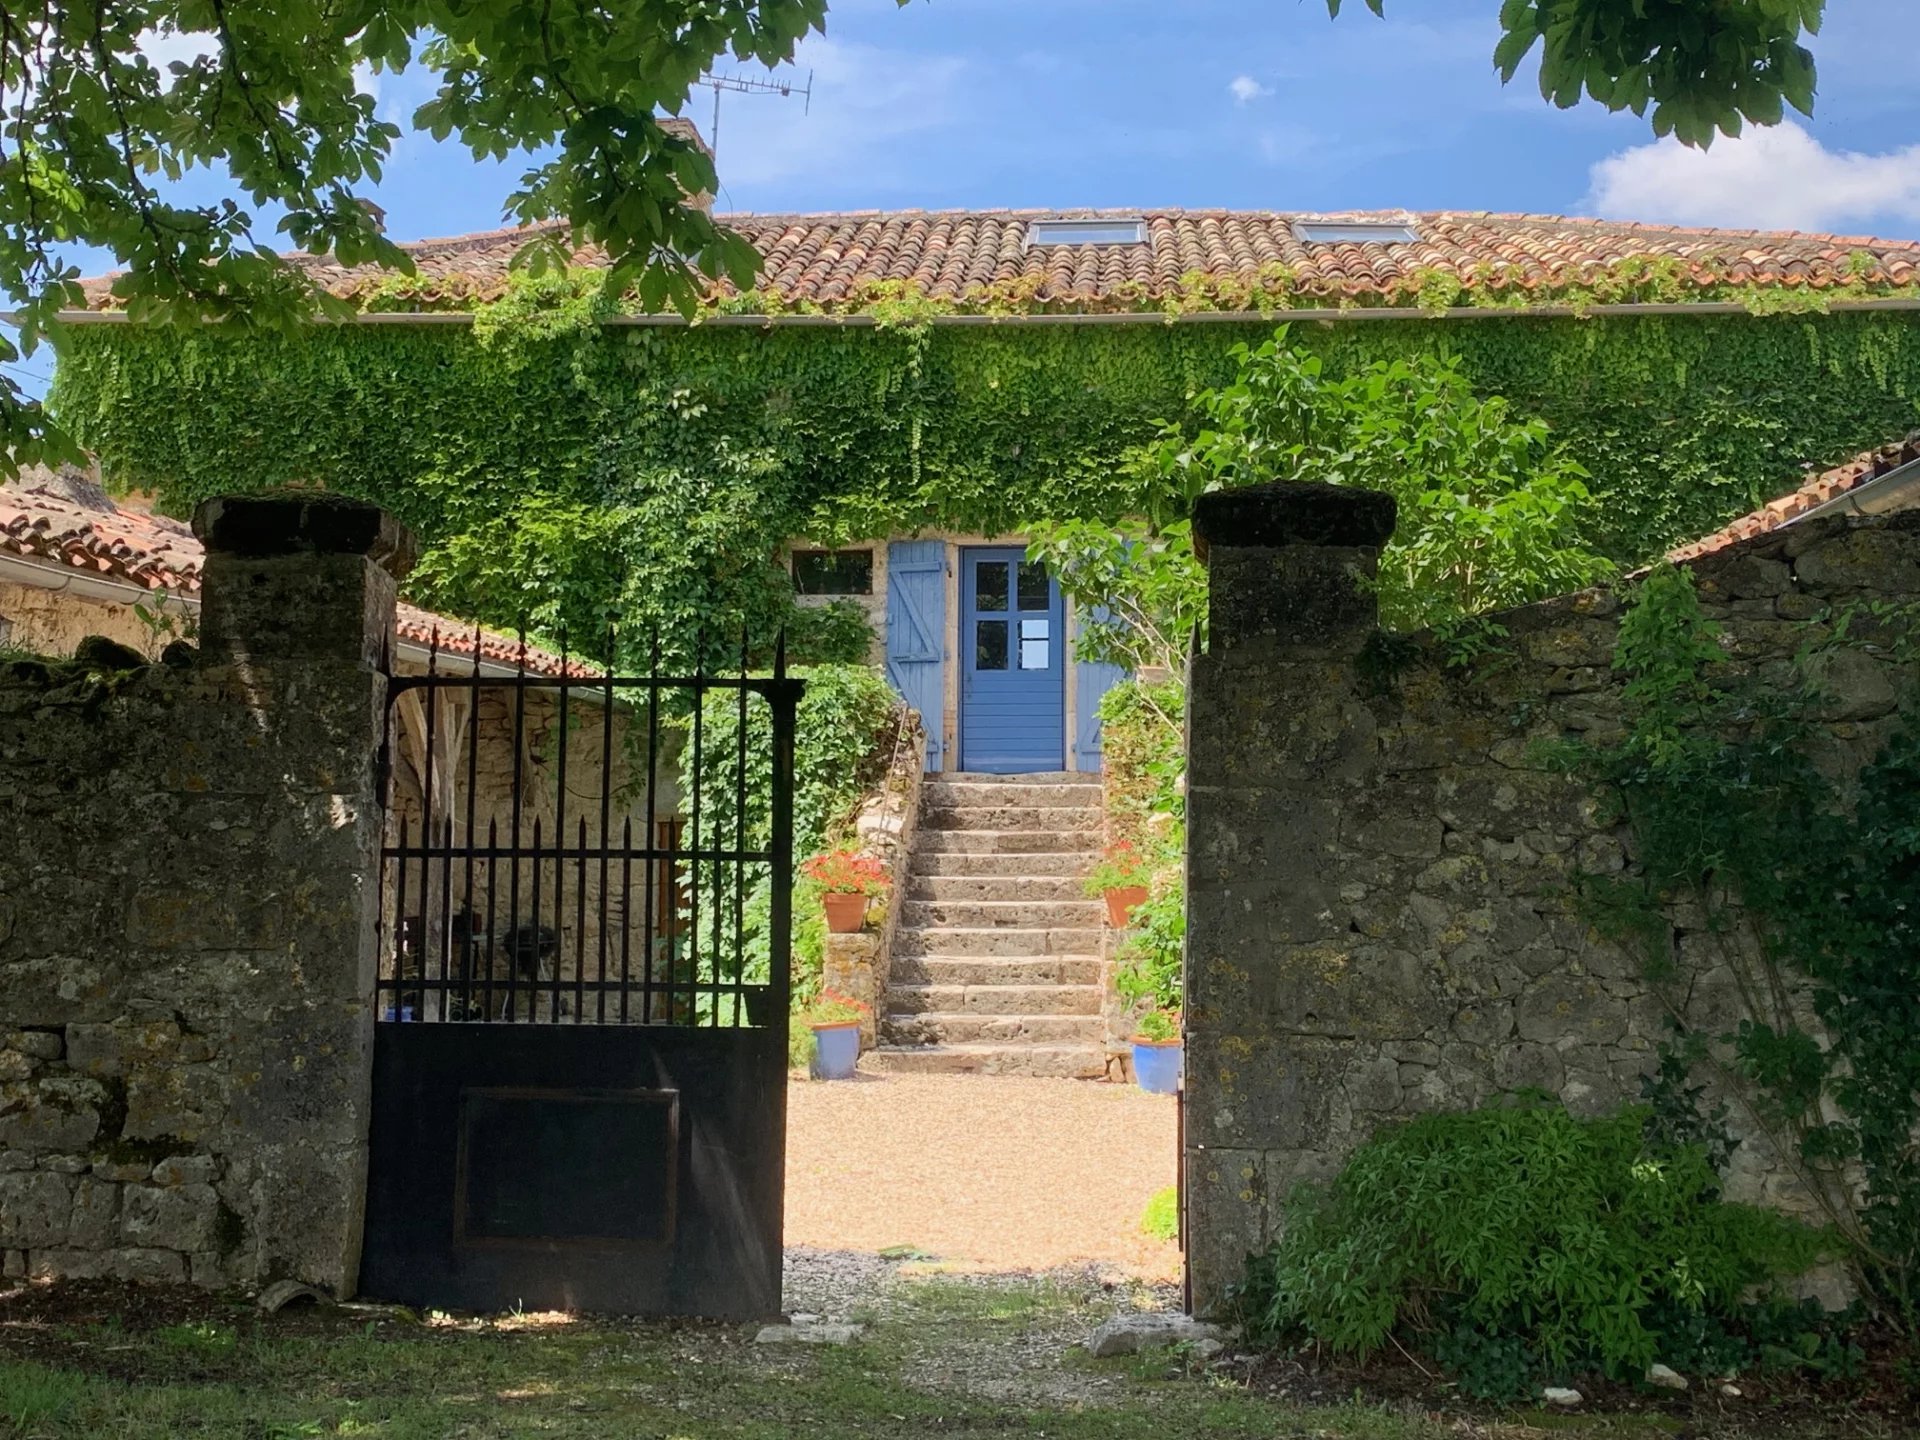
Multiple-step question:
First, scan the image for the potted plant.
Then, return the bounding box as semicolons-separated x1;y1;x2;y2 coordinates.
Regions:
1131;1007;1183;1095
1084;840;1151;928
802;991;870;1081
801;849;891;933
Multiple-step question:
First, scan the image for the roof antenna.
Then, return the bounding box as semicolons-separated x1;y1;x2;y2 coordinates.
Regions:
695;69;813;163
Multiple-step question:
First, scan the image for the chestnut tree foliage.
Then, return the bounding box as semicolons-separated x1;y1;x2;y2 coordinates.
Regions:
1;0;1827;469
0;0;894;470
1337;0;1824;148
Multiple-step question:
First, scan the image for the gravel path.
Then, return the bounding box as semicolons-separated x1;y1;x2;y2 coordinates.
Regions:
784;1071;1181;1282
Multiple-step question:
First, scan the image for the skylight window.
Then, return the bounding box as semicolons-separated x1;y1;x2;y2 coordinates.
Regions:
1291;220;1421;246
1026;218;1148;247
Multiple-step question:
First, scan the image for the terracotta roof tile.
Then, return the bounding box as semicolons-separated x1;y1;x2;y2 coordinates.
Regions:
1668;436;1920;563
76;209;1920;313
0;473;579;677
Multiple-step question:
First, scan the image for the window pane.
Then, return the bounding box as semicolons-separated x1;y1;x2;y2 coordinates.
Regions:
975;620;1009;670
1017;561;1050;611
792;549;873;596
1018;618;1049;670
976;562;1009;612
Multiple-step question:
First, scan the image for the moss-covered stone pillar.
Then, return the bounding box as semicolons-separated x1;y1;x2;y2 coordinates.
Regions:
1183;481;1397;1313
191;493;411;1294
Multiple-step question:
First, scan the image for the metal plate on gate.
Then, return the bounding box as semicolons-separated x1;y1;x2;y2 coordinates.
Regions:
454;1087;678;1248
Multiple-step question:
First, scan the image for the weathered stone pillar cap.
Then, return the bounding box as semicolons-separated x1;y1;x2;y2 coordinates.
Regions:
193;491;416;578
1192;481;1397;564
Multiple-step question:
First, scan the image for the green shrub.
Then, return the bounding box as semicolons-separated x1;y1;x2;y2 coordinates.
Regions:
1114;882;1184;1018
1238;1097;1832;1384
675;663;900;1002
1141;1186;1179;1243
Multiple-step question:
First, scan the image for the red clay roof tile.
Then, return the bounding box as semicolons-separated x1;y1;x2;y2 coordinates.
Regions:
75;209;1920;313
1668;437;1920;563
0;474;579;677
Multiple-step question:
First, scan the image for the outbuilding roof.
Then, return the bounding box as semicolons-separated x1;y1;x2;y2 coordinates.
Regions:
1668;437;1920;563
0;470;579;677
75;209;1920;315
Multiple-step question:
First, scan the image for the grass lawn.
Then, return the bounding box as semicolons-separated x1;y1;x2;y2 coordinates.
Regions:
0;1273;1901;1439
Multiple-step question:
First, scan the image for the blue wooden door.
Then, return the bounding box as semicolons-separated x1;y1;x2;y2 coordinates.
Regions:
960;547;1064;773
885;540;947;771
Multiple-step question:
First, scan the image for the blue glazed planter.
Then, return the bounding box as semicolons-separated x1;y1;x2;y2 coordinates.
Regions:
1132;1040;1183;1095
811;1022;861;1081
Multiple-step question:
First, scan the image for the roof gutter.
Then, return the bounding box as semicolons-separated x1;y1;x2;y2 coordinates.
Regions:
0;549;530;678
44;296;1920;329
1789;453;1920;526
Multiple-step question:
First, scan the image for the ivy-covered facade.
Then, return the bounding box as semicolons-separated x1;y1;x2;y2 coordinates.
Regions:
50;209;1920;770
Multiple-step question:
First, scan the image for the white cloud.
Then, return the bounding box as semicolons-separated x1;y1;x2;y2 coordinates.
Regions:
1586;121;1920;232
1228;75;1271;105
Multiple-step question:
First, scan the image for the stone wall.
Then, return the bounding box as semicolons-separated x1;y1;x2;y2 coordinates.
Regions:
1182;483;1919;1310
0;576;180;661
0;494;402;1293
822;709;925;1047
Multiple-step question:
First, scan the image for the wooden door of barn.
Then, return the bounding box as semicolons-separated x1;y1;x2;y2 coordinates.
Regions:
358;632;800;1319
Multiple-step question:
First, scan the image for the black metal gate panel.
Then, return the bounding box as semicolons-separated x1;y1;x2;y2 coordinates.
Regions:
358;633;800;1319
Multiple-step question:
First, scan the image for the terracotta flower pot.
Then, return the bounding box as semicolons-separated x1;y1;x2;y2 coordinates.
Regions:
1104;885;1149;928
822;891;870;933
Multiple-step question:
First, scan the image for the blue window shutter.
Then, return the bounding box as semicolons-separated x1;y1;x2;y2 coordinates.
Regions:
1071;605;1128;773
885;541;948;772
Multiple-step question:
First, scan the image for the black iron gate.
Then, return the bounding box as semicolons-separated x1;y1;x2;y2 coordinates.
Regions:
358;632;800;1318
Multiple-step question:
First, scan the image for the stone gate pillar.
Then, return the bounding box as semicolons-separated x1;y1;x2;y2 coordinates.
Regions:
1183;481;1396;1312
192;493;411;1293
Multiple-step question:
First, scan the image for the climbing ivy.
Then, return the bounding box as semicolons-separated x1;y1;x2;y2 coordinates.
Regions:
50;284;1920;657
1561;567;1920;1328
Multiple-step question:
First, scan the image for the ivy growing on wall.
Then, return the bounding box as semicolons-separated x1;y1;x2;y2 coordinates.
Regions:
51;290;1920;658
1561;567;1920;1329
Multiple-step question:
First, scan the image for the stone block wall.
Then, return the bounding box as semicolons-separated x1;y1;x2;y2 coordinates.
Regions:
0;494;402;1293
822;710;925;1046
1182;482;1919;1310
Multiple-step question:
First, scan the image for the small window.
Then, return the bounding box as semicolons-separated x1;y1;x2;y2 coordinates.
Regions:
1026;218;1148;247
1291;220;1420;246
792;549;873;596
976;620;1009;671
1018;618;1050;671
1016;561;1050;611
976;562;1009;613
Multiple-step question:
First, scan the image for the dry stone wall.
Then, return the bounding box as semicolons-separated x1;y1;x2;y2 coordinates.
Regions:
1182;483;1920;1310
0;495;402;1294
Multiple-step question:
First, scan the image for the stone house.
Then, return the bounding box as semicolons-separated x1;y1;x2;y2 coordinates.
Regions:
0;466;686;1014
64;191;1920;779
52;169;1920;1074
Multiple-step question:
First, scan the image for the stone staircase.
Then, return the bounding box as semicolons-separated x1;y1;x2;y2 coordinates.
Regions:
872;773;1110;1079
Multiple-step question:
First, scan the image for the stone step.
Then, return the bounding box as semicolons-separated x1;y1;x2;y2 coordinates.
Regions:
893;926;1104;958
924;780;1103;809
887;983;1105;1017
921;804;1102;834
900;898;1106;930
866;1042;1111;1080
880;1011;1107;1046
915;829;1102;856
906;875;1089;903
911;852;1097;879
888;955;1105;987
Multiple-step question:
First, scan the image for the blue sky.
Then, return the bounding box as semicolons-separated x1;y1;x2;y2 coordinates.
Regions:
12;0;1920;400
370;0;1920;236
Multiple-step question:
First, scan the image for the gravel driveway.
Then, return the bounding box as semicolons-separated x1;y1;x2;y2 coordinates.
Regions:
785;1072;1181;1281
